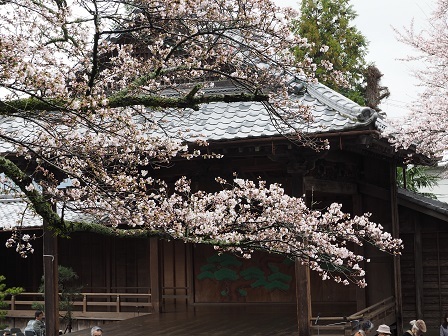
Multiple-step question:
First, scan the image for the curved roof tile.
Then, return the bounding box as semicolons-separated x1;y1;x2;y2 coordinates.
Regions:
0;81;380;151
151;81;378;142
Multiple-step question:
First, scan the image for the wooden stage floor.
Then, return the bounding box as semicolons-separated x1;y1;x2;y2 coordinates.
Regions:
68;305;299;335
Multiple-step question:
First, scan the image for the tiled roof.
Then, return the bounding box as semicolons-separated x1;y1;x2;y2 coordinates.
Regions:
0;117;36;153
153;81;379;142
0;195;43;230
0;194;93;230
398;187;448;219
0;81;380;153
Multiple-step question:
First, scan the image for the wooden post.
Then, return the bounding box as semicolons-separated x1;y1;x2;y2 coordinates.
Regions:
186;243;194;307
150;237;162;313
414;217;424;319
83;294;87;313
43;221;59;336
289;167;311;335
390;164;403;335
296;263;312;336
353;194;366;311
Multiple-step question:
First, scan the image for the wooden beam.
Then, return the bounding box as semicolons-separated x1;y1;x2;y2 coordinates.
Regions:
304;176;357;195
289;171;311;335
150;238;162;313
296;262;311;336
106;237;112;294
437;232;442;321
43;221;59;336
352;193;366;311
186;243;194;305
390;164;403;335
414;217;424;319
358;181;391;201
397;198;448;222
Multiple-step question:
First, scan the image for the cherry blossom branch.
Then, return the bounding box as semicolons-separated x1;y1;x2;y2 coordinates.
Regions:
0;0;396;288
386;2;448;157
0;91;269;115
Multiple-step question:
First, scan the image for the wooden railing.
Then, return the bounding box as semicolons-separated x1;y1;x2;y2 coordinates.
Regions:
310;296;396;336
347;296;396;328
310;316;352;336
5;292;153;321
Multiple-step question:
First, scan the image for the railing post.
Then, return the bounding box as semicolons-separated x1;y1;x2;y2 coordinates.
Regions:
83;294;87;313
11;295;16;311
116;295;120;312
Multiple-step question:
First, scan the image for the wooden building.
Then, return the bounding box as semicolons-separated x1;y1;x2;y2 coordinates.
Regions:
398;188;448;334
0;80;445;335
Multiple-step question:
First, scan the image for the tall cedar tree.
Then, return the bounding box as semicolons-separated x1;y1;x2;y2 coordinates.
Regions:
293;0;368;105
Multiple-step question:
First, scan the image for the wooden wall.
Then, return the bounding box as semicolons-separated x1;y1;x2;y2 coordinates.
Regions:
0;229;43;291
192;245;295;304
160;239;189;311
0;231;151;295
399;207;448;332
57;232;150;295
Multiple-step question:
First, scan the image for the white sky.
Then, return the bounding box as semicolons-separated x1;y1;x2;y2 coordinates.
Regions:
274;0;436;118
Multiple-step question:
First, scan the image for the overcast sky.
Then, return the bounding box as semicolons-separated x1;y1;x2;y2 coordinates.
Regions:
274;0;436;119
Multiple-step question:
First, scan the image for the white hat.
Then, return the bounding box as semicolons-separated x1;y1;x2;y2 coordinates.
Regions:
376;324;391;334
410;319;427;333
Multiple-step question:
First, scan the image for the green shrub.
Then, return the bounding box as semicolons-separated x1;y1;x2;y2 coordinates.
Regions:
0;275;24;329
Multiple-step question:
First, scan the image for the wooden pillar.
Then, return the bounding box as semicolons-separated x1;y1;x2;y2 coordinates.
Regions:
414;217;424;319
437;232;442;322
186;243;194;307
352;194;366;311
390;164;403;335
296;263;312;335
106;237;112;294
150;237;162;313
43;221;59;336
289;168;311;336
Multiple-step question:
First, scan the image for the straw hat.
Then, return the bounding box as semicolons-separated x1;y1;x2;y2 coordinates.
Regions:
376;324;391;334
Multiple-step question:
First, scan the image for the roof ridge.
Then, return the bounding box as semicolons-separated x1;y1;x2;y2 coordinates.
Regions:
306;82;377;124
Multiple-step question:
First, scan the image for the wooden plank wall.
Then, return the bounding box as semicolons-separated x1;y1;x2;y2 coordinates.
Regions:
421;231;448;327
0;229;44;291
400;232;417;325
161;240;189;311
58;232;150;295
0;230;153;316
400;211;448;332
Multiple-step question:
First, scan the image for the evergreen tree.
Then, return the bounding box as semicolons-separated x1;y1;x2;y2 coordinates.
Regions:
397;165;439;199
293;0;369;105
0;275;24;329
32;266;82;333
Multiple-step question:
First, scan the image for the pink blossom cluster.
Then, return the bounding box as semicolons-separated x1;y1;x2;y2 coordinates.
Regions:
34;174;401;287
165;178;402;287
5;229;36;258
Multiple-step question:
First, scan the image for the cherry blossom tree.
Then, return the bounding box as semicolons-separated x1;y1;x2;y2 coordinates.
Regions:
386;0;448;158
0;0;402;287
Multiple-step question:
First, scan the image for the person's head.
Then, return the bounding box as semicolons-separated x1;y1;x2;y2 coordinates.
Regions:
410;319;427;335
359;320;374;332
91;326;103;336
444;312;448;327
376;324;391;336
35;310;44;320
